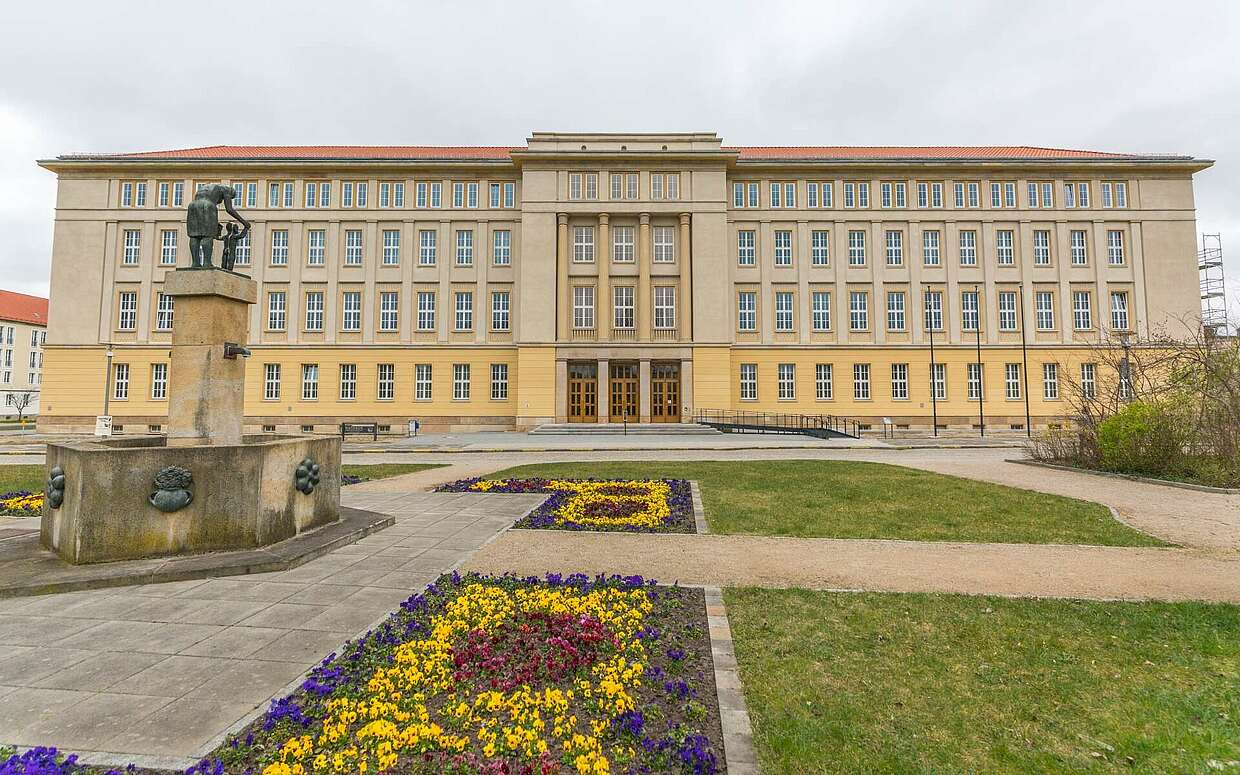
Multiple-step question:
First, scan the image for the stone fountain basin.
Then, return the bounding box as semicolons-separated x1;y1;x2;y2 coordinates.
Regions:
41;434;341;564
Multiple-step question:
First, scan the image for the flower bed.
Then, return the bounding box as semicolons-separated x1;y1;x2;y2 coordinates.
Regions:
205;572;720;775
437;478;695;533
0;490;41;516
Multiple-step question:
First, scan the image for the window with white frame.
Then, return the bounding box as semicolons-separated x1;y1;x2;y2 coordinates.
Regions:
777;363;795;399
853;363;871;399
961;290;979;332
807;182;832;208
155;292;174;331
990;182;1002;208
1080;362;1097;398
1033;230;1052;265
653;226;676;263
454;291;473;331
931;362;947;400
1110;291;1129;330
846;181;869;208
382;230;400;265
419;230;437;265
996;229;1014;266
1035;291;1055;330
891;363;909;400
959;230;977;266
613;287;635;329
1107;230;1125;265
342;291;361;331
379;291;399;331
341;229;361;266
812;291;830;331
885;230;903;266
572;286;595;329
774;230;793;266
653;286;676;329
339;363;356;400
738;291;757;331
453;363;471;400
887;291;905;331
849;291;868;331
377;363;394;400
267;291;286;330
271;229;290;266
738;230;756;266
1076;182;1090;208
491;363;509;400
489;183;501;208
774;291;794;332
612;174;624;200
1005;363;1021;399
467;182;478;208
811;230;830;265
848;230;866;266
343;182;356;208
269;181;294;208
491;290;510;331
769;182;782;208
301;364;318;400
378;182;403;208
456;229;473;266
1101;181;1127;208
307;229;325;265
112;363;129;400
493;230;511;265
998;291;1017;331
159;230;177;265
613;226;635;262
815;363;833;400
1070;230;1088;266
151;362;168;400
1043;363;1059;399
415;364;432;400
584;174;598;200
924;290;943;331
626;173;638;199
233;232;250;265
454;181;466;207
573;226;595;262
118;291;137;330
739;363;757;400
263;363;280;400
417;291;435;331
967;362;983;400
923;230;941;265
1072;290;1092;330
304;291;323;331
414;182;426;208
305;182;319;208
123;229;141;265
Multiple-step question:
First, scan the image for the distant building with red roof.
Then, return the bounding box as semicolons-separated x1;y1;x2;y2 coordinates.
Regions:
0;289;46;419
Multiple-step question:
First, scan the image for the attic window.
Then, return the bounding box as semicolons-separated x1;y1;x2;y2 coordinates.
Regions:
580;145;587;150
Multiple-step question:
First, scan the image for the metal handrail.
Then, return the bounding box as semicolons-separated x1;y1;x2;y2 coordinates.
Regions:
691;408;861;439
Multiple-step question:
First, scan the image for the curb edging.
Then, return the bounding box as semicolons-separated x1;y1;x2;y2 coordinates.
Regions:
1008;458;1240;494
704;585;758;775
690;480;709;534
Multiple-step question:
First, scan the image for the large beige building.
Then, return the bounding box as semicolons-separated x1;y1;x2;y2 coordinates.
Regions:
36;132;1210;434
0;290;47;420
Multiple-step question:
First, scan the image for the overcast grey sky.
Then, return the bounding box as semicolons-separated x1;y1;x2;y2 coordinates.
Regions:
2;0;1237;307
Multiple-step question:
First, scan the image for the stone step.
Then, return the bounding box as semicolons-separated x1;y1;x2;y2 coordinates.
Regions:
529;422;722;435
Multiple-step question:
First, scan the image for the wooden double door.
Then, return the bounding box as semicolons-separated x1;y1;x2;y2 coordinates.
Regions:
567;360;681;423
651;362;681;423
567;362;597;422
609;363;639;422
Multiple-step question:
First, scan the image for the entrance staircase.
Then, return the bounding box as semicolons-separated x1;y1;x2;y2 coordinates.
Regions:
529;422;722;436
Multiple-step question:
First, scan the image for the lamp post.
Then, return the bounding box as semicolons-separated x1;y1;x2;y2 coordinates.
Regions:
973;285;985;437
102;346;115;416
1019;290;1031;437
926;290;938;438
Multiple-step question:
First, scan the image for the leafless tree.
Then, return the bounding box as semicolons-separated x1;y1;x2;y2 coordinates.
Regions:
7;391;35;424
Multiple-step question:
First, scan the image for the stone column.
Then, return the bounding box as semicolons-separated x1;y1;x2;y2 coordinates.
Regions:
162;269;258;447
598;358;610;423
678;213;692;341
680;358;694;423
639;358;652;423
597;213;611;341
638;213;652;341
555;358;568;423
556;214;570;341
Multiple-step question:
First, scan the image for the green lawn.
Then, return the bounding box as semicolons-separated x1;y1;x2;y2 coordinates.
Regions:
0;463;440;495
726;588;1240;774
340;463;443;481
488;460;1163;546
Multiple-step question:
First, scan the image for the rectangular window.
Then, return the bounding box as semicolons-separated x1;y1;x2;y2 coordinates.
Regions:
304;291;324;331
159;230;177;265
738;291;757;331
1110;291;1129;330
582;175;596;201
491;363;509;400
996;229;1014;265
853;363;871;400
118;291;139;330
419;230;437;265
343;182;356;208
811;230;830;266
1043;363;1059;400
891;363;909;400
774;230;793;266
306;182;319;208
415;364;432;400
614;174;626;201
627;173;638;200
1081;363;1097;398
991;182;1002;209
652;174;664;200
923;230;941;265
918;182;929;208
931;362;947;400
264;363;280;400
318;181;333;207
136;182;148;207
270;229;289;266
924;290;943;331
613;286;635;329
816;363;833;400
467;182;478;208
998;291;1018;331
959;230;977;266
653;226;676;263
491;290;511;331
490;183;502;208
769;182;781;209
121;182;133;207
342;230;362;266
492;230;511;265
455;230;474;266
573;226;595;262
967;362;983;400
1077;182;1090;208
774;291;794;332
885;230;903;266
1107;230;1125;265
453;364;471;400
504;181;515;207
112;363;129;400
454;181;467;207
429;182;440;208
382;230;400;265
306;229;325;265
150;362;168;400
122;229;141;265
267;291;286;331
1027;182;1040;208
357;181;369;207
301;364;318;400
1071;230;1088;266
653;286;676;329
954;182;965;208
849;291;868;331
572;286;595;329
739;363;757;400
377;363;394;400
738;230;756;266
1005;363;1021;399
417;291;436;331
961;290;979;332
848;230;866;266
812;291;831;331
613;226;635;262
342;291;361;331
455;291;473;331
1073;291;1092;330
173;181;186;207
339;363;356;400
886;291;906;331
379;291;399;331
1034;230;1052;265
1064;182;1076;208
778;363;796;400
1036;291;1055;330
155;292;174;331
414;182;426;208
784;182;796;207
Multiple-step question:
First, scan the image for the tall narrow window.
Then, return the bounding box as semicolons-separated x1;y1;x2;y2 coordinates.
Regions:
1070;230;1088;266
491;363;509;400
774;230;793;266
573;226;595;262
151;362;168;400
301;364;318;400
1043;363;1059;400
155;293;174;331
1110;291;1129;330
417;291;436;331
112;363;129;400
885;230;903;266
998;291;1017;331
1005;363;1021;400
737;291;757;331
778;363;796;400
1080;363;1096;398
379;291;399;331
774;291;794;332
1072;291;1092;330
307;229;325;265
453;364;471;400
959;230;977;266
967;363;983;400
849;291;868;331
891;363;909;400
271;230;289;266
344;230;362;266
304;291;323;331
922;230;940;266
738;230;756;266
267;291;286;331
613;227;635;262
342;291;361;331
816;363;833;400
961;290;979;332
931;362;947;400
263;363;281;400
1035;291;1055;330
613;287;635;329
653;226;676;263
123;229;141;265
853;363;871;400
382;230;400;265
572;286;595;329
415;364;432;400
1033;230;1051;265
653;286;676;329
491;290;510;331
812;291;830;331
848;230;866;266
160;230;177;265
886;291;905;331
492;230;511;265
811;230;830;266
455;291;473;331
996;230;1014;266
456;229;474;266
377;363;394;400
339;364;356;400
419;230;437;265
739;363;757;400
1107;230;1125;265
924;290;943;331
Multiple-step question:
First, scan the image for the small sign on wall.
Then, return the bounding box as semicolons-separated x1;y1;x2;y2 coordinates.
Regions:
94;415;113;437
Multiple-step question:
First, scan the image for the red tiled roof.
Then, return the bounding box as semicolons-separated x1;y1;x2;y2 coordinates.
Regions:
730;145;1144;160
0;290;48;327
64;145;521;161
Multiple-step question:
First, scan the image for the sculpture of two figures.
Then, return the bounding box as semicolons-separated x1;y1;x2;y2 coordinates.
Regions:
187;183;251;270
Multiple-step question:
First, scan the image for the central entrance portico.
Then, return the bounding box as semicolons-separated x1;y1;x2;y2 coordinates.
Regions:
556;350;691;424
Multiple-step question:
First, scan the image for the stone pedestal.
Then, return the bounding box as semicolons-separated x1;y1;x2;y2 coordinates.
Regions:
163;269;257;446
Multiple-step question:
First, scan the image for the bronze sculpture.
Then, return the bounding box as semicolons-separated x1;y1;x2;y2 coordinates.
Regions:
219;221;249;272
186;184;250;268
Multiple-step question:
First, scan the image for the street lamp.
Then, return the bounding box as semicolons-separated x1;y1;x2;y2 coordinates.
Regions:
102;346;114;416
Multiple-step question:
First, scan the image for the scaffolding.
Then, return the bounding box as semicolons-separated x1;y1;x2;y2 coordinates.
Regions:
1199;234;1229;333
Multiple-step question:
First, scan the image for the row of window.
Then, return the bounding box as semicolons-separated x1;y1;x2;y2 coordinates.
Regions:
0;372;40;386
120;180;518;210
734;288;1130;334
741;361;1106;402
731;180;1130;210
0;349;42;369
567;172;681;201
735;227;1127;268
0;327;38;346
570;225;678;263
